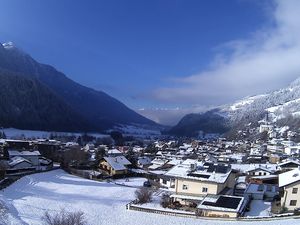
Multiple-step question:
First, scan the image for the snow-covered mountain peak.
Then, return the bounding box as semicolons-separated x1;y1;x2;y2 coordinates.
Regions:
2;41;16;49
2;41;29;58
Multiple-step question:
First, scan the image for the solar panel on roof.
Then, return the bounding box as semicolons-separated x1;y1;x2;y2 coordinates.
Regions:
202;196;241;209
216;165;228;174
187;173;210;179
207;165;215;173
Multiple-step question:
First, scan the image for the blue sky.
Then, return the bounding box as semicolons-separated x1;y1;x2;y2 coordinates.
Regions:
1;0;300;125
0;1;269;104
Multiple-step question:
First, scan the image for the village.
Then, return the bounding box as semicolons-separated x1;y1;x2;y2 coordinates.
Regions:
0;116;300;221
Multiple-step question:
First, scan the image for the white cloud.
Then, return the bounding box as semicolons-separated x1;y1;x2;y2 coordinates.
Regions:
151;0;300;106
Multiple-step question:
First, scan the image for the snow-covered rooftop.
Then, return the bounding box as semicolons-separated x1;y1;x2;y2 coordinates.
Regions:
104;156;131;171
9;156;32;167
137;156;152;165
8;150;41;157
165;161;231;184
231;163;278;173
278;160;300;167
279;167;300;187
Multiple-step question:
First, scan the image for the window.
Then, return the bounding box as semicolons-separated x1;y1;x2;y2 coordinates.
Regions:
162;179;167;184
202;187;208;193
259;172;262;176
264;172;267;175
182;185;188;190
290;200;297;206
292;188;298;194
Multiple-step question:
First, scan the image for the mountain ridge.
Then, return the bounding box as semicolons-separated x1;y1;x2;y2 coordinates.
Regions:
0;41;159;132
170;77;300;137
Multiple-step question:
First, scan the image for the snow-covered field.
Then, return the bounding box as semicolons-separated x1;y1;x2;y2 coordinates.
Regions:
0;170;298;225
114;177;147;187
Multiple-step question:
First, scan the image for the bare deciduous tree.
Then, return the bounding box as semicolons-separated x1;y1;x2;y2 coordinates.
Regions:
160;193;171;208
135;187;153;204
42;209;87;225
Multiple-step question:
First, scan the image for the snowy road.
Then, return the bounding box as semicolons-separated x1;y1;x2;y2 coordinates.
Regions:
0;170;298;225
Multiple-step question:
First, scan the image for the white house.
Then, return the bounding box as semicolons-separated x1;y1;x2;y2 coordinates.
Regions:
284;146;300;155
246;165;275;177
279;167;300;211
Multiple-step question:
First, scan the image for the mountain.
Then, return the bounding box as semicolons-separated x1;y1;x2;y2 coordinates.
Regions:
170;77;300;137
0;41;158;132
0;70;91;131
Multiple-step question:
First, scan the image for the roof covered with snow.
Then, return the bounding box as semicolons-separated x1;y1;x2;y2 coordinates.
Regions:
9;156;33;167
137;157;152;165
231;163;278;173
8;150;41;157
165;161;232;184
103;156;131;171
108;149;122;154
279;168;300;187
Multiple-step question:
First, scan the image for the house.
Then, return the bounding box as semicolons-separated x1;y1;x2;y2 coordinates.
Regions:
8;150;41;167
39;157;53;170
5;140;31;150
196;195;247;218
8;156;34;170
34;140;61;159
267;144;284;153
259;124;273;133
284;146;300;155
279;160;300;172
6;156;36;175
65;142;79;148
107;149;123;157
244;183;279;201
279;167;300;211
164;160;236;205
246;165;275;177
269;154;280;164
99;156;131;176
137;156;152;168
148;158;169;170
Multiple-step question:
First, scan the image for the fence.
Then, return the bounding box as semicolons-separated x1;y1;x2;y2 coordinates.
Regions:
126;202;197;219
126;201;300;221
